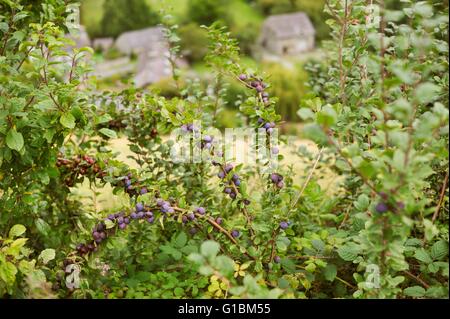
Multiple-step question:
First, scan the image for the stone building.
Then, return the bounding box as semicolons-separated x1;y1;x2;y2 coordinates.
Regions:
258;12;315;56
92;37;114;52
114;26;166;55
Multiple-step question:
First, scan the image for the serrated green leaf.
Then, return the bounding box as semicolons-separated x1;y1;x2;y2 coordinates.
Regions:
430;241;448;260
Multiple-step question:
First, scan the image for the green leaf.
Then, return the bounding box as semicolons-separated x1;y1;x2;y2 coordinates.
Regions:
316;105;337;127
0;261;17;287
60;113;76;129
323;264;337;282
403;286;425;297
415;83;439;104
38;249;55;265
414;248;432;264
9;224;26;238
430;240;449;261
6;129;24;152
297;108;315;120
174;232;187;248
200;240;220;259
337;245;359;261
99;128;117;139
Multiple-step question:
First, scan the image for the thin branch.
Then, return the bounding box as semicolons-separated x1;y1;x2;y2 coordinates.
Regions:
432;170;449;223
403;270;430;289
290;147;324;210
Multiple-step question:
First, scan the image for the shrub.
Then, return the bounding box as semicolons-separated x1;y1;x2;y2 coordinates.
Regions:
0;0;447;300
100;0;160;38
178;23;209;64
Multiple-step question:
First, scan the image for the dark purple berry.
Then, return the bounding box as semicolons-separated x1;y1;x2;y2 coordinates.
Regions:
137;211;145;219
375;202;388;213
224;187;232;194
182;215;188;223
216;217;223;225
147;217;154;223
196;207;206;215
140;187;148;195
274;256;281;263
124;217;130;224
280;221;289;230
188;213;195;221
131;212;138;219
238;74;247;81
136;203;144;212
117;216;124;224
119;223;126;230
218;171;225;179
231;230;240;238
271;173;280;183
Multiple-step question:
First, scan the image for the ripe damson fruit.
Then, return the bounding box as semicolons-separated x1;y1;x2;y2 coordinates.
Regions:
375;202;388;213
231;230;240;238
274;256;281;263
215;217;223;225
195;207;206;215
280;221;289;230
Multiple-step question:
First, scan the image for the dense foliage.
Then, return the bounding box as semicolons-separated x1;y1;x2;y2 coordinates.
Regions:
100;0;160;38
0;0;448;299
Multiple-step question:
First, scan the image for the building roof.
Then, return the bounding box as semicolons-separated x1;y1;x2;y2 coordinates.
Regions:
115;26;166;55
262;12;315;39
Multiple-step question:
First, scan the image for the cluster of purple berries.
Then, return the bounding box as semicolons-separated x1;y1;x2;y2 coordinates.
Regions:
92;221;108;243
270;173;284;189
181;123;197;133
238;74;270;104
75;242;96;255
201;135;214;150
122;173;148;197
181;207;206;224
130;203;154;223
157;199;175;213
106;211;130;230
257;118;277;135
218;164;241;199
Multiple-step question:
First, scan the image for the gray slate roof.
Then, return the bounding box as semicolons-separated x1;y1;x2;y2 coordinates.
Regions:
115;26;166;55
262;12;315;39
